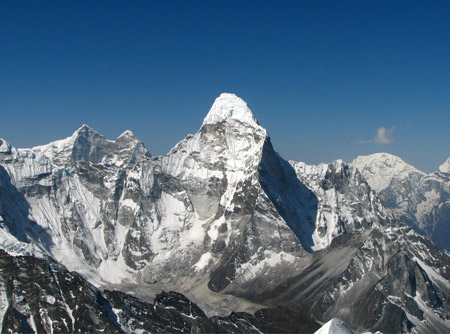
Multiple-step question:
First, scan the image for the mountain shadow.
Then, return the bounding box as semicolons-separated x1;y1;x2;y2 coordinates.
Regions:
258;138;318;252
0;166;54;249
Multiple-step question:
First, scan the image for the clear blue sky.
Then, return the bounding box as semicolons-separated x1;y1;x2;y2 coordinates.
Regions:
1;1;449;173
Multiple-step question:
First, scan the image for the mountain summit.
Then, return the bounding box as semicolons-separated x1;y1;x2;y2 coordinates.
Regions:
351;153;425;193
439;157;450;173
202;93;259;127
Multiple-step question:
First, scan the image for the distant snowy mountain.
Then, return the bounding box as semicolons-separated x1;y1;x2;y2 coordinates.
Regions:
351;153;450;250
0;93;449;333
352;153;426;193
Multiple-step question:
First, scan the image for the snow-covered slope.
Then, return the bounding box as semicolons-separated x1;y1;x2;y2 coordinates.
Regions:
351;153;450;250
315;318;354;334
202;92;258;127
0;93;449;333
0;126;151;282
439;158;450;174
351;153;426;193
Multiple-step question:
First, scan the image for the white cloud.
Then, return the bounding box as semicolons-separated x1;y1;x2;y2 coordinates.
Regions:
360;126;395;145
373;126;395;144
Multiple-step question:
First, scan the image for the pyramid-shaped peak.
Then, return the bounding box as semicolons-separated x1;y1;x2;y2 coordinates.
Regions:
73;124;100;136
202;93;259;127
117;130;137;139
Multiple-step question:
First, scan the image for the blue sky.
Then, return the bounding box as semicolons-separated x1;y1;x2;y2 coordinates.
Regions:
1;1;449;172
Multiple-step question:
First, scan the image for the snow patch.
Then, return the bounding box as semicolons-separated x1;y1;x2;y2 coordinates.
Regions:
193;252;213;271
238;250;297;281
120;198;139;211
98;255;133;285
44;295;56;305
415;189;440;222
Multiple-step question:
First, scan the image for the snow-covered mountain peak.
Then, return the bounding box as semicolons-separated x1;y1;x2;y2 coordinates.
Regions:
72;123;105;140
202;93;259;128
0;124;149;187
439;157;450;173
118;129;137;139
72;123;101;138
351;152;425;193
164;93;268;178
72;126;142;149
77;123;94;131
164;94;268;180
314;318;354;334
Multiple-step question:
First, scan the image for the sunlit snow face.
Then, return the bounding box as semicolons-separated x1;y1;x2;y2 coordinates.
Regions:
202;93;259;128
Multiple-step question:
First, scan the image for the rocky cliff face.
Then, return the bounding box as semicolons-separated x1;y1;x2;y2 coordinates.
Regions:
0;93;449;333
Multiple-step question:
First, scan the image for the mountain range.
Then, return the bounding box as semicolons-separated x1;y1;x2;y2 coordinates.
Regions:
352;153;450;251
0;93;449;333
